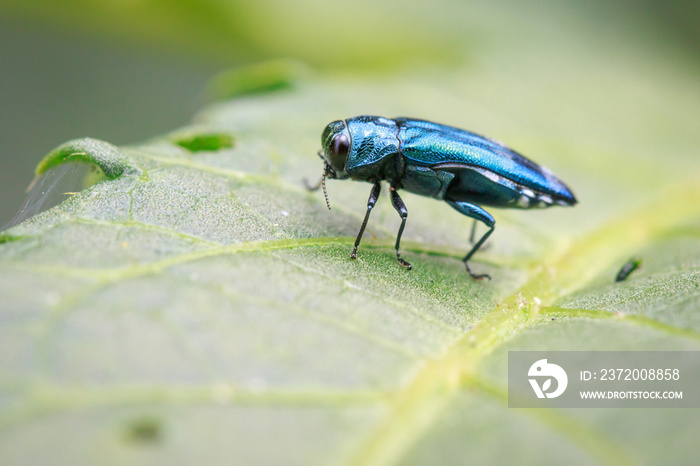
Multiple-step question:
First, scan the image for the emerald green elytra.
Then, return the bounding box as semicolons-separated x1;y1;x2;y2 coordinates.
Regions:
309;116;577;279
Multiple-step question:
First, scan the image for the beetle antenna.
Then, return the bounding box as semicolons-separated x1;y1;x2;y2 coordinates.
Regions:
322;162;331;210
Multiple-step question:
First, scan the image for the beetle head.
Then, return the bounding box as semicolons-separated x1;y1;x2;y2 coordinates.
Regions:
320;120;351;180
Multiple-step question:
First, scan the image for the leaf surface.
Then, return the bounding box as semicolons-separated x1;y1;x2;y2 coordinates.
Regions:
2;3;700;466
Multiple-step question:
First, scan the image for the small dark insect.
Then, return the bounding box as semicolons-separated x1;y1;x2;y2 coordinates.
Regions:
307;116;577;279
615;258;642;282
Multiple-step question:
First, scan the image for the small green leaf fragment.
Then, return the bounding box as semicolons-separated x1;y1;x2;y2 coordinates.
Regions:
206;59;310;99
35;138;136;179
124;416;163;444
174;133;234;152
0;234;23;244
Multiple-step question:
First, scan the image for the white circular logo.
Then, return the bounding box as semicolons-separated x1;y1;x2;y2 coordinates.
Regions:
528;359;568;399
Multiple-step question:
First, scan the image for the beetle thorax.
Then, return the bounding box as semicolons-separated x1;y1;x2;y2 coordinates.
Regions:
345;116;403;184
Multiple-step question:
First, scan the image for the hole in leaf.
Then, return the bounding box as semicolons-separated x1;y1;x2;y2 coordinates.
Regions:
4;137;137;230
174;133;234;152
4;163;108;230
124;416;163;444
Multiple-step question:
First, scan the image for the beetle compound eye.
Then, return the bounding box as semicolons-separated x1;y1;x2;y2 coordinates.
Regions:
329;133;349;172
332;133;349;158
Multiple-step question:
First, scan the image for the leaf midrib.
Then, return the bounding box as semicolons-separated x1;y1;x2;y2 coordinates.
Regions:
347;182;700;466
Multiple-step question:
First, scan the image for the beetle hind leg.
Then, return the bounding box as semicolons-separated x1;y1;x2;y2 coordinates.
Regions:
469;219;477;244
446;201;495;280
390;187;412;270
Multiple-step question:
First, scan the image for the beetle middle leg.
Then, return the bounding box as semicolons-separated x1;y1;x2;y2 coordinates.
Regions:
446;201;495;280
389;187;412;270
351;182;382;260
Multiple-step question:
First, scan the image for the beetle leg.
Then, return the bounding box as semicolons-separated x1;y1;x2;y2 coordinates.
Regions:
389;187;412;270
303;177;322;191
304;162;331;209
469;219;477;244
468;219;493;251
351;182;382;260
446;201;495;280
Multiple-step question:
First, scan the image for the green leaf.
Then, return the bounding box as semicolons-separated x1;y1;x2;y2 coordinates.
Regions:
3;5;700;466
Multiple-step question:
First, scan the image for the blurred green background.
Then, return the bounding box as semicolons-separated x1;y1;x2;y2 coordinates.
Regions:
1;0;699;226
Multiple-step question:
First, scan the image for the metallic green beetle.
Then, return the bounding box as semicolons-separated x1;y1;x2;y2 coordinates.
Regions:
308;116;577;279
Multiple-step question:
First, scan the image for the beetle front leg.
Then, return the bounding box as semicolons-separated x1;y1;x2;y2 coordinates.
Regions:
351;182;382;260
446;201;495;280
389;187;412;270
303;177;322;191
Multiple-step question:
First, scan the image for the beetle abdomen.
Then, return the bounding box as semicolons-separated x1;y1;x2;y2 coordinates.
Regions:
396;118;577;206
400;164;455;199
441;164;574;209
